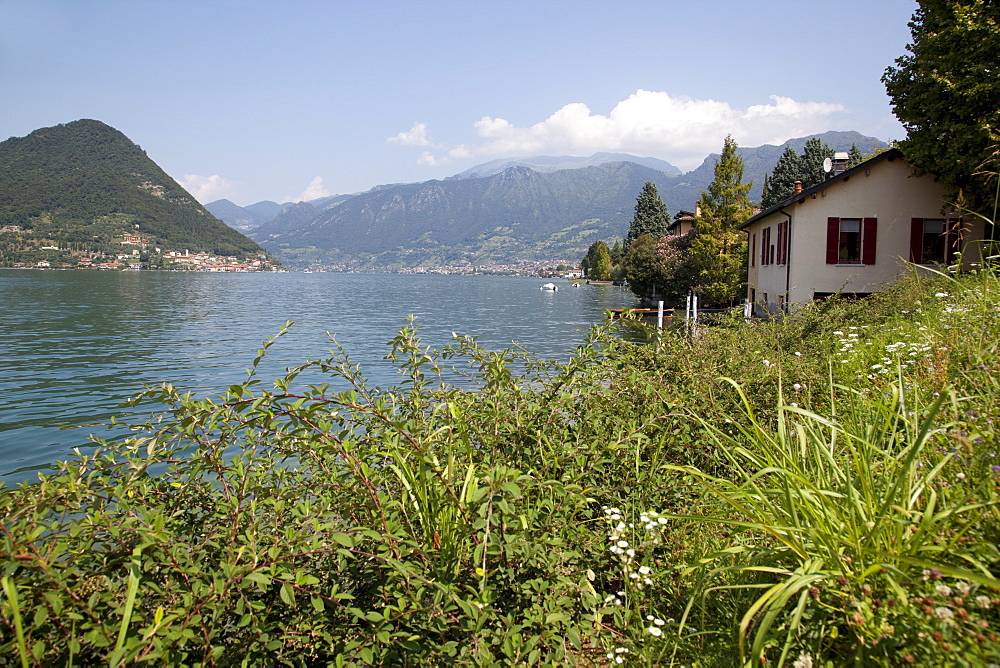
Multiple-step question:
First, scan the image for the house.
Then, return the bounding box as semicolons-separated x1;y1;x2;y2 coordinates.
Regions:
740;148;987;316
668;208;698;236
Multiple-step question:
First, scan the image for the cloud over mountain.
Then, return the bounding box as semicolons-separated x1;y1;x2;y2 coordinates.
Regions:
391;90;847;171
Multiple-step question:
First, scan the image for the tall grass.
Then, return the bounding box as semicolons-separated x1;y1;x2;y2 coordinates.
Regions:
1;270;999;665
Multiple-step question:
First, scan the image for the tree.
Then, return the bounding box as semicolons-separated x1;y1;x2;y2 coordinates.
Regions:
591;241;612;281
689;135;753;306
625;182;670;248
799;137;834;189
883;0;1000;217
623;232;695;305
762;146;803;208
848;144;864;168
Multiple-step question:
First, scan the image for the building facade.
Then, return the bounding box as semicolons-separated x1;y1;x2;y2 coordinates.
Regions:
741;149;986;315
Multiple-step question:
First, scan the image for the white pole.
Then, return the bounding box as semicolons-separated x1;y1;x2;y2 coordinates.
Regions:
657;300;664;330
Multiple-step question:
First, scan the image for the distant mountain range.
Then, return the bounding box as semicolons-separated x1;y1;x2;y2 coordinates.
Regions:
228;131;885;270
0;120;268;263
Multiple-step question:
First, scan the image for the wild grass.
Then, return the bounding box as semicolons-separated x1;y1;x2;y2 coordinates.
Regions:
1;267;999;665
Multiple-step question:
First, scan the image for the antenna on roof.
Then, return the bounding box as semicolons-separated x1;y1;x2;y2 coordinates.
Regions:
822;157;833;173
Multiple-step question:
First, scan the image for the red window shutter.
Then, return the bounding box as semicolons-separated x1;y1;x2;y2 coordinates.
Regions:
751;233;756;267
826;217;840;264
762;227;769;265
910;218;923;263
862;217;878;265
778;221;788;264
776;223;783;264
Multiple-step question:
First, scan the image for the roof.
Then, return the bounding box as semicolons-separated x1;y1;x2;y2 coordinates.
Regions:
739;148;906;230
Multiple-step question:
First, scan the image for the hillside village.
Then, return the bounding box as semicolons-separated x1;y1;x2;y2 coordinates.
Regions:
1;224;279;271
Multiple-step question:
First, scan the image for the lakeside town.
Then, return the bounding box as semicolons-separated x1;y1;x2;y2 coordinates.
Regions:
1;224;281;272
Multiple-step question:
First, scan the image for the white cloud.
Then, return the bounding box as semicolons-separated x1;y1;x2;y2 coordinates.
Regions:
387;122;433;147
179;174;233;203
296;176;331;202
395;90;848;171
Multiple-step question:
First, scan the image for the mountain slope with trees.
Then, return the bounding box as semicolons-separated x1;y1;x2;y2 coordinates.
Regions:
0;120;267;263
251;162;683;269
252;132;886;270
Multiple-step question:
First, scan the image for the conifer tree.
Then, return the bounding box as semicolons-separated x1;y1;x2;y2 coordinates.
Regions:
625;182;670;248
848;144;864;168
799;137;835;188
689;135;752;306
762;145;802;207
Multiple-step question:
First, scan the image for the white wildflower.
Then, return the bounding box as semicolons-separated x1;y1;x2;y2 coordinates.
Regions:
793;653;813;668
935;606;954;622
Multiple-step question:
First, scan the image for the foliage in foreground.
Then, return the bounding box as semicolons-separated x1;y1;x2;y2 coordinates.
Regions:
3;267;1000;665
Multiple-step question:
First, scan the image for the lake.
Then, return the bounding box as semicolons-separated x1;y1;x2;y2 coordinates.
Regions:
0;270;639;483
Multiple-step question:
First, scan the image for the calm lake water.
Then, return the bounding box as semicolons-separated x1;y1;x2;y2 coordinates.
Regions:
0;270;638;483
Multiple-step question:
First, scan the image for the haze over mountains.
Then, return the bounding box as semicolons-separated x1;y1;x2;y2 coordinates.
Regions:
206;131;885;270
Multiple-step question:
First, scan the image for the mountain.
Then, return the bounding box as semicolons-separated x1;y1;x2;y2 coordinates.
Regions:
0;120;267;262
250;131;887;271
205;198;264;231
451;152;682;179
252;161;680;269
208;195;356;232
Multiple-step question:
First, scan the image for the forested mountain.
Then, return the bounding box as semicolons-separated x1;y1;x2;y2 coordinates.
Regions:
0;120;266;264
251;161;682;269
251;131;885;270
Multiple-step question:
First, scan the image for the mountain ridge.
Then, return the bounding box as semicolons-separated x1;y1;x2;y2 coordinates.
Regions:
250;131;886;270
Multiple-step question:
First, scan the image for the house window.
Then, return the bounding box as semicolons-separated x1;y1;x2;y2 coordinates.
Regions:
910;218;957;264
838;218;862;263
751;233;756;267
826;217;877;265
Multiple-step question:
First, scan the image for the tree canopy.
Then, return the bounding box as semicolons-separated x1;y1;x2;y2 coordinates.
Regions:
761;146;803;208
883;0;1000;218
689;136;752;306
799;138;835;189
622;232;695;305
624;182;670;248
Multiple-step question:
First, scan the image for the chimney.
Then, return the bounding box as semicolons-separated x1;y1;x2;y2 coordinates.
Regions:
793;180;803;195
832;152;850;175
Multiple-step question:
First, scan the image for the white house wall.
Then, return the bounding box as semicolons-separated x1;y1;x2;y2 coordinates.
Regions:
747;157;984;314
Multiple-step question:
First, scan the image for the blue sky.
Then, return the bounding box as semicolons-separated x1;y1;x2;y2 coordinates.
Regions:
1;0;917;206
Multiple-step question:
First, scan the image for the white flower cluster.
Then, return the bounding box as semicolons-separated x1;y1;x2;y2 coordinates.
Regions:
832;326;872;364
606;646;629;663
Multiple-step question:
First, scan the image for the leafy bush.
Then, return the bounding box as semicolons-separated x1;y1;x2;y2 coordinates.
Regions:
3;268;1000;666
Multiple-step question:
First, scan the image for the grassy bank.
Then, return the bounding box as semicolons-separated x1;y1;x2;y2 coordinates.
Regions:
2;267;999;666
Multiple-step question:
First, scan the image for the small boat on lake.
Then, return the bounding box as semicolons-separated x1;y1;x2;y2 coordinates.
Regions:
541;282;558;291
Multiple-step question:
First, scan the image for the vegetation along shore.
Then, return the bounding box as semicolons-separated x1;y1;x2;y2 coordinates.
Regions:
2;2;999;665
2;265;999;665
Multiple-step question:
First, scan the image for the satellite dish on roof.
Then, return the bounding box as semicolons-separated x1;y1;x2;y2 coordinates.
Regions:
823;157;833;173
